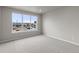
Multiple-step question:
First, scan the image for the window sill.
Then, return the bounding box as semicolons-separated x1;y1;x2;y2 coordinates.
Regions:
12;29;39;34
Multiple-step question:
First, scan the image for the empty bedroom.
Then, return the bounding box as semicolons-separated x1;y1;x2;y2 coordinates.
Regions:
0;6;79;53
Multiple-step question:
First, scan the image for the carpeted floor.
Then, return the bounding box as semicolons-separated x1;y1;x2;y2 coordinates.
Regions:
0;35;79;53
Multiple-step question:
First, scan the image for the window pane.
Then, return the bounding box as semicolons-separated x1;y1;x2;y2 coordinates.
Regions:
23;15;30;23
23;15;30;30
12;13;22;23
12;13;22;32
31;16;38;23
31;16;38;30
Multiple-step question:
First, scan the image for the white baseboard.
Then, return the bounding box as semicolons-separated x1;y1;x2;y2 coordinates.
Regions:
45;34;79;46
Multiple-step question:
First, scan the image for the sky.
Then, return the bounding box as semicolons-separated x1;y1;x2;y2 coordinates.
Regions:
12;13;38;23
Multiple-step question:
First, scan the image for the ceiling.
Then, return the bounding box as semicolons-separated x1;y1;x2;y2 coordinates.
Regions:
8;6;62;14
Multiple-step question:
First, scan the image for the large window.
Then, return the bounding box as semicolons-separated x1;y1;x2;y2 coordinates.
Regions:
12;12;38;33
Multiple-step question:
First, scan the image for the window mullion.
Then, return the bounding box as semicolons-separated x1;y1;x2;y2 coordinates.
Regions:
30;16;31;30
22;14;23;31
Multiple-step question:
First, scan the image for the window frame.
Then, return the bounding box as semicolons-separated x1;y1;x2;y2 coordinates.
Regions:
12;12;39;33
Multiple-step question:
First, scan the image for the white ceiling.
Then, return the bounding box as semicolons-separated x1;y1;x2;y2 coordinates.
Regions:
8;6;62;14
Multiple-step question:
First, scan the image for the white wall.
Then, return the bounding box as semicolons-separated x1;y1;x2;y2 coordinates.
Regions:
43;7;79;45
0;8;1;39
0;7;42;43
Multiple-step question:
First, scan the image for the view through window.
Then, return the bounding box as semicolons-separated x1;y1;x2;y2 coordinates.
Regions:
12;13;38;33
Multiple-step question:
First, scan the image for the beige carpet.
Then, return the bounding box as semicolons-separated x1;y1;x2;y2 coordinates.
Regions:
0;35;79;53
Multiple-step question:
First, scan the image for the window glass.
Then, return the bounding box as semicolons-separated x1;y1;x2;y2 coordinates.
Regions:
31;16;38;30
12;13;22;32
12;12;38;33
23;15;30;30
12;13;22;23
